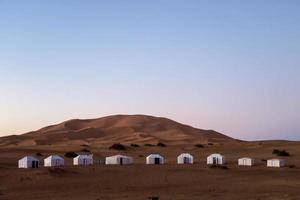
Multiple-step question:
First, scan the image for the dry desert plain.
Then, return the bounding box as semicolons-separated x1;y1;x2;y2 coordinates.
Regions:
0;115;300;200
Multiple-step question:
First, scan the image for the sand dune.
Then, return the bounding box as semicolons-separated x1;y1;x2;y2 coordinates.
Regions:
0;115;233;148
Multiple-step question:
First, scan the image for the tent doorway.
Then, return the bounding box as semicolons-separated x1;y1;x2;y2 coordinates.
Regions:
183;157;189;164
154;157;160;165
213;157;218;165
32;161;38;168
120;158;123;165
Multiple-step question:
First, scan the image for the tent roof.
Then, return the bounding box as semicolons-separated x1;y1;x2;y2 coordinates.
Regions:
45;155;64;160
106;155;132;159
178;153;193;157
268;159;284;161
74;155;93;159
239;157;254;160
147;154;163;159
19;156;39;161
208;153;224;158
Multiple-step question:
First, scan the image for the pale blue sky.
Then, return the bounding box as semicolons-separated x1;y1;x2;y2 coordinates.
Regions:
0;0;299;140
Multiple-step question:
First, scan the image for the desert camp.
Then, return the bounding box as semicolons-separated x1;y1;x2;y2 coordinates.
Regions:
207;154;225;165
238;157;255;166
18;156;39;169
73;155;93;166
267;159;285;168
146;154;165;165
177;153;194;164
105;155;133;165
44;155;64;167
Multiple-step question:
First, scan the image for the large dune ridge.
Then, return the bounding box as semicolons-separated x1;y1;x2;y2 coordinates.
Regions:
0;114;235;148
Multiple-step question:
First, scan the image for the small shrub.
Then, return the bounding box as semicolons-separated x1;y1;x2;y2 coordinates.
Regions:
194;144;204;148
81;148;91;153
36;153;43;157
157;142;166;147
80;144;89;147
139;155;144;157
130;144;140;147
144;144;155;147
147;197;159;200
261;159;267;162
272;149;290;157
272;149;280;155
109;143;126;151
289;164;296;169
208;143;214;146
64;151;78;158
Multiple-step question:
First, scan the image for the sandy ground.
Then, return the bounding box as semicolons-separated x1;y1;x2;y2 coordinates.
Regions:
1;141;300;200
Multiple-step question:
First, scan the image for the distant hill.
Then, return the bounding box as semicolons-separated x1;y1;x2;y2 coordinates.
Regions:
0;115;235;147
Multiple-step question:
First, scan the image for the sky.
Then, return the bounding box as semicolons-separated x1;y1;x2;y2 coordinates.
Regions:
0;0;299;140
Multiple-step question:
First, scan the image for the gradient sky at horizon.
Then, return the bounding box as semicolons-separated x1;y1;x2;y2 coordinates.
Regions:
0;0;300;140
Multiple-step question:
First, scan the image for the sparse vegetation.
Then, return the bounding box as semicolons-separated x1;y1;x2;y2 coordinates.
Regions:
208;143;214;146
80;144;89;147
289;164;296;169
272;149;290;157
109;143;126;151
64;151;78;158
194;144;204;148
130;144;140;147
36;152;43;156
157;142;166;147
261;159;267;162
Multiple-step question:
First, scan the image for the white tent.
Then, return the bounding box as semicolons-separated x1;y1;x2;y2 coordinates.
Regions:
73;155;93;166
267;159;285;168
44;155;64;167
146;154;164;165
105;155;133;165
18;156;39;169
238;157;255;166
207;153;225;165
177;153;194;164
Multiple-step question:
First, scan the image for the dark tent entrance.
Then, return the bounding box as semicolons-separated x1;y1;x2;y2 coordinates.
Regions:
154;157;160;165
31;161;39;168
183;157;190;164
213;157;218;165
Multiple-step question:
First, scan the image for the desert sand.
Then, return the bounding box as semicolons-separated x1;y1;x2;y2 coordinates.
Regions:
0;115;299;200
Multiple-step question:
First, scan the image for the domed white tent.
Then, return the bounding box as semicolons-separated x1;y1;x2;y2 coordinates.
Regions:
73;155;93;166
238;157;255;166
146;154;164;165
177;153;194;164
18;156;39;169
105;155;133;165
44;155;64;167
207;154;225;165
267;159;285;168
